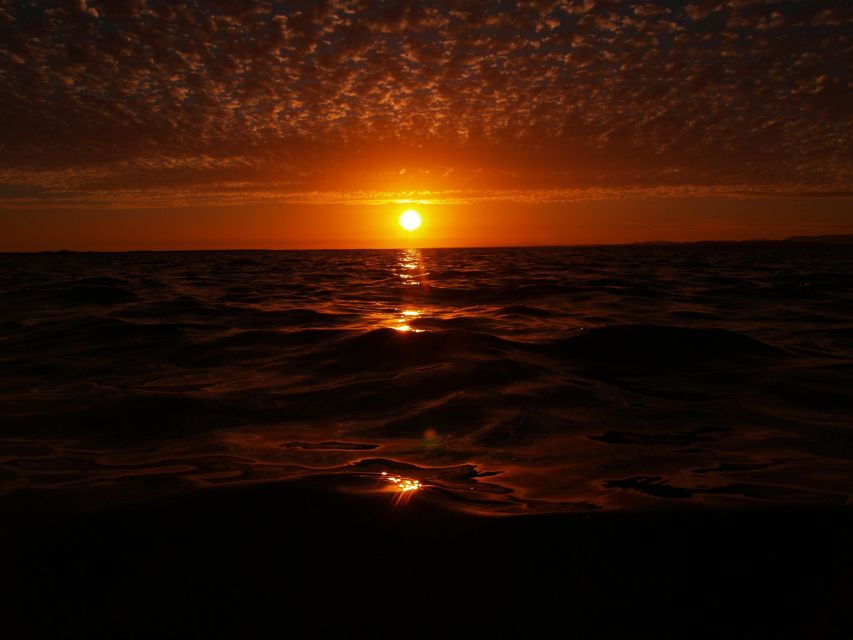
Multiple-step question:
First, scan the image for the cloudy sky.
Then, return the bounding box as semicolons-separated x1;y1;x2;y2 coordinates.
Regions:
0;0;851;248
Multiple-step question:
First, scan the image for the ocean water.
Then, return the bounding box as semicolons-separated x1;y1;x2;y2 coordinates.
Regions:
1;245;852;515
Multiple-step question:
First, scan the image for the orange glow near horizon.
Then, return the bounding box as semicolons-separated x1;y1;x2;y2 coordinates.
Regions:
1;2;851;251
1;197;852;251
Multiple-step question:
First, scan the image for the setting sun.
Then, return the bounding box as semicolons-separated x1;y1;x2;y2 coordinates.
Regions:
399;209;422;231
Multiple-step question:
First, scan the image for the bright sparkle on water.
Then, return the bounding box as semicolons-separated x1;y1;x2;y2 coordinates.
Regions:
381;471;422;493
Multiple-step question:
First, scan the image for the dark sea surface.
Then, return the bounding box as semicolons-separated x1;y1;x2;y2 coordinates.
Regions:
2;245;853;518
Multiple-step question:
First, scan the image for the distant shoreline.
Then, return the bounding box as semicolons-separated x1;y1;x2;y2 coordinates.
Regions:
2;233;853;254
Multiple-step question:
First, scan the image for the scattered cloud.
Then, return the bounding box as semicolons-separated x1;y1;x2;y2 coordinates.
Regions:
0;0;850;207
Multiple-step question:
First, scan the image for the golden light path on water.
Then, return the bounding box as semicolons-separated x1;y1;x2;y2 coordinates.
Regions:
393;309;423;332
391;249;428;332
371;250;432;504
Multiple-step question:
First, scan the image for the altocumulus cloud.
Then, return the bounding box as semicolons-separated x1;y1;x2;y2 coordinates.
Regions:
0;0;850;207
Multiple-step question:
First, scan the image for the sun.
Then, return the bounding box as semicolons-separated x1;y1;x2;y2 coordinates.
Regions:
399;209;422;231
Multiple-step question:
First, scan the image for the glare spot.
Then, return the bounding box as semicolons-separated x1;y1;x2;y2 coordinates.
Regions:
383;473;422;493
392;308;424;332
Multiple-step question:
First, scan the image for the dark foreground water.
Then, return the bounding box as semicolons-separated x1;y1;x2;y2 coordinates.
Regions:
2;244;852;516
3;245;853;638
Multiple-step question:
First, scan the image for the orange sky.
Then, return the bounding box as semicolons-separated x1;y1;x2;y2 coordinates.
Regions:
0;1;851;250
2;197;851;251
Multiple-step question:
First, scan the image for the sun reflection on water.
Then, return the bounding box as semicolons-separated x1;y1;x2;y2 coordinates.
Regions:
392;308;424;332
381;471;423;504
382;471;421;492
388;249;429;332
396;249;428;288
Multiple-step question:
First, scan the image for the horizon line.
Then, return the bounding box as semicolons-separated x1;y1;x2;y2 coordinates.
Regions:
2;234;852;254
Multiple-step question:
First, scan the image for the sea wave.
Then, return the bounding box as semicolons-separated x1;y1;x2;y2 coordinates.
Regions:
1;245;852;514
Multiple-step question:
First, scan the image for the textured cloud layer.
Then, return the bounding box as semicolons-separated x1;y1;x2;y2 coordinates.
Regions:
0;0;851;206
